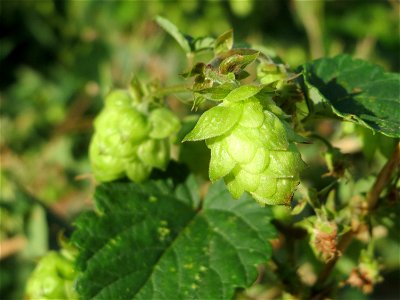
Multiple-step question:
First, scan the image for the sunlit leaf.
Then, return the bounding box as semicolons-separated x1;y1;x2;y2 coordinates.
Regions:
302;54;400;138
71;179;276;300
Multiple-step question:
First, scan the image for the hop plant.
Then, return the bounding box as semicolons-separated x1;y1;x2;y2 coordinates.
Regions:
346;249;382;294
25;251;78;300
89;89;180;183
183;85;305;205
257;62;288;87
310;219;339;262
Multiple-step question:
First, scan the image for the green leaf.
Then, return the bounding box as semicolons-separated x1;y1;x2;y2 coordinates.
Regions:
71;179;276;300
219;51;259;74
183;103;243;141
291;199;307;216
281;120;310;144
302;54;400;138
196;82;237;101
177;118;211;178
173;175;200;209
181;63;206;78
236;70;251;80
193;75;213;91
192;36;215;53
155;16;191;54
224;85;264;102
214;30;233;55
203;67;235;86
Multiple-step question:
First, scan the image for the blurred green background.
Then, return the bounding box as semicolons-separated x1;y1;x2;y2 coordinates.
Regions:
0;1;399;299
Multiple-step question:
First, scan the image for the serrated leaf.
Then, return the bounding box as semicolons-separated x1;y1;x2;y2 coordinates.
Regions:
302;54;400;138
224;85;264;102
183;103;243;141
155;16;192;53
214;30;233;55
71;179;276;300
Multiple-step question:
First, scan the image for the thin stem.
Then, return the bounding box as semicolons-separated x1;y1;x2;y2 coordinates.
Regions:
308;133;333;150
317;180;338;198
367;143;400;211
313;143;400;290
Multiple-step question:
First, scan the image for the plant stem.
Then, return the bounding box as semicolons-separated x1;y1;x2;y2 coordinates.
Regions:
309;133;334;149
367;143;400;211
313;143;400;288
317;180;338;198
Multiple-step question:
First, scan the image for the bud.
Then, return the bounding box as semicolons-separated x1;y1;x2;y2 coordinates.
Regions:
309;220;339;262
25;251;78;300
345;249;382;294
183;87;305;205
89;89;180;183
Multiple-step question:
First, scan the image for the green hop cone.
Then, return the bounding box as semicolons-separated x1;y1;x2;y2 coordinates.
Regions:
183;89;305;205
89;89;180;183
25;251;78;300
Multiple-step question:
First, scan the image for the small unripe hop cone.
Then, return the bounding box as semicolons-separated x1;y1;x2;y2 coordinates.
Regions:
90;89;180;183
25;251;78;299
183;87;305;205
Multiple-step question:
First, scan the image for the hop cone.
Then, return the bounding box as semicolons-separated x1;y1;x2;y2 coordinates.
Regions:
89;89;180;182
25;251;78;300
184;89;305;205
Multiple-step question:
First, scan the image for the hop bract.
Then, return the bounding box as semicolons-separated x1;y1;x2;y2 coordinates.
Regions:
89;89;180;182
25;251;78;300
184;86;305;205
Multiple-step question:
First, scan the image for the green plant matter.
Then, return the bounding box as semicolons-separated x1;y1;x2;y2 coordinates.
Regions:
89;88;180;182
25;249;78;300
14;14;400;300
183;91;306;205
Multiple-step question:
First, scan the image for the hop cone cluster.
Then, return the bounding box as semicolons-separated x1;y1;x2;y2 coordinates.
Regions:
25;251;78;299
184;86;305;205
90;89;180;182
